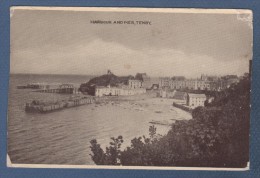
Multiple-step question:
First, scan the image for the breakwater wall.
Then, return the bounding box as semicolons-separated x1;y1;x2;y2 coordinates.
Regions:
172;102;193;113
25;97;94;113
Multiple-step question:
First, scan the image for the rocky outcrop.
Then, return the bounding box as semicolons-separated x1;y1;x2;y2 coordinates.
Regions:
79;74;134;95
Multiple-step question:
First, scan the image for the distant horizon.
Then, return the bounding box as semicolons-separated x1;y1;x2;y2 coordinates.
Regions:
10;71;248;79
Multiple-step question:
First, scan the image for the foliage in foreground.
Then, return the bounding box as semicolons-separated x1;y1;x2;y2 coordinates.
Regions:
90;74;250;167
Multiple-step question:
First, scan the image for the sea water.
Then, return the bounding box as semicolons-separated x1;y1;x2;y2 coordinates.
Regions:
7;74;190;165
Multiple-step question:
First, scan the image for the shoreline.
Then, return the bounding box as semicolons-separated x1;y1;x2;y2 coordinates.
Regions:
89;93;193;152
93;93;192;127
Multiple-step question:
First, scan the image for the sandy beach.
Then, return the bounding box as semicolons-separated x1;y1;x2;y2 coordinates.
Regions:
94;92;192;127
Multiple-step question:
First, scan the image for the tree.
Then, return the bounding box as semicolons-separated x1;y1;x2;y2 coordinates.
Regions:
90;75;250;167
89;139;106;165
90;136;123;165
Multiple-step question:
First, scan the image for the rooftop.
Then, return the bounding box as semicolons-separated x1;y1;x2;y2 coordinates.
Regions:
187;93;206;98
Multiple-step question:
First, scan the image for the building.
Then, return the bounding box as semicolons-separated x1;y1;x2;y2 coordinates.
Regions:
186;93;207;108
173;91;187;100
95;86;120;97
201;74;219;81
143;74;239;91
135;73;151;89
168;79;214;91
159;77;171;88
220;75;239;89
208;80;222;91
135;73;161;89
160;88;175;98
169;79;197;90
128;79;143;89
145;77;160;89
95;85;146;97
172;91;187;105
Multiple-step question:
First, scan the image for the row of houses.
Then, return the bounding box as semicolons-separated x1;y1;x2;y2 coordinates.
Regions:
159;75;239;91
95;85;146;97
93;72;240;97
159;90;210;109
132;73;240;91
90;71;147;97
95;77;146;97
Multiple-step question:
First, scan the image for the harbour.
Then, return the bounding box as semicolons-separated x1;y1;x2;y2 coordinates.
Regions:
8;74;191;165
7;7;252;168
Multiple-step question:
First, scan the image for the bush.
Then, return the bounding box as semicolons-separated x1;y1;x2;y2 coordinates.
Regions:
90;74;250;167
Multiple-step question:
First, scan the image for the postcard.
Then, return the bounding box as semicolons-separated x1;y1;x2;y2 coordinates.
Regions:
8;7;252;170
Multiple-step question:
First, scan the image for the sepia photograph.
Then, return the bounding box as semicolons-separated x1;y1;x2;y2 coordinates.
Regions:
8;7;252;169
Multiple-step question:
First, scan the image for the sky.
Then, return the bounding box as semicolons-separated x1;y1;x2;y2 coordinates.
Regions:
10;8;253;78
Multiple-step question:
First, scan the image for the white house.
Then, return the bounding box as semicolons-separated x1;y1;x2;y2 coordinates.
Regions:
186;93;207;108
95;85;146;97
128;79;143;89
